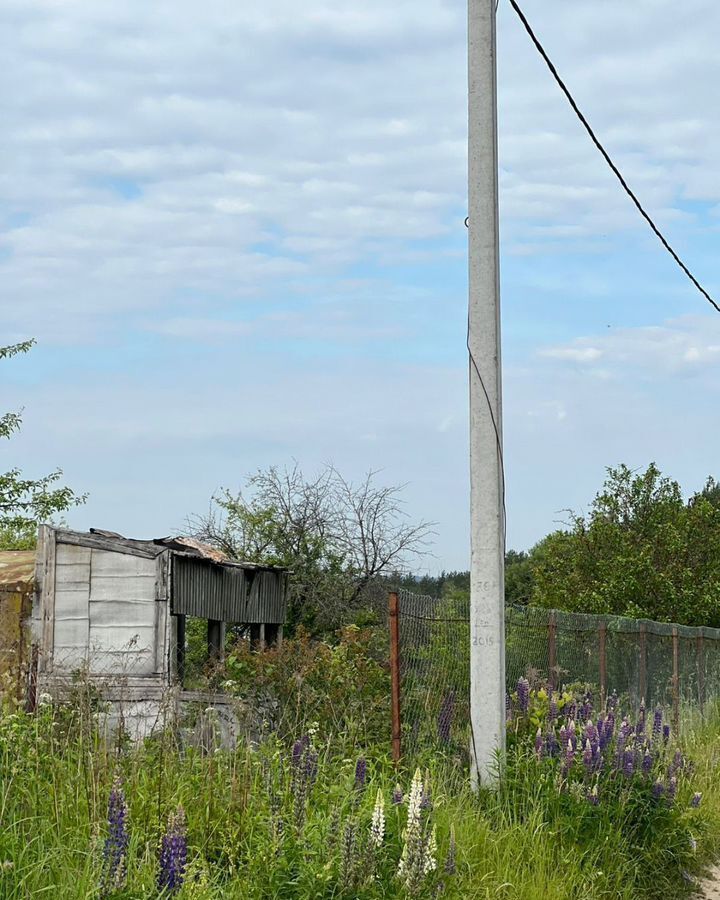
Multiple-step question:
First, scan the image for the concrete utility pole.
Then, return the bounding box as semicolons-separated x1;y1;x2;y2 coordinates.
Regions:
468;0;505;785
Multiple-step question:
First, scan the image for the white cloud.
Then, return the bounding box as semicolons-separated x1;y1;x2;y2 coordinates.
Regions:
3;0;720;566
539;315;720;377
541;347;603;363
2;0;720;342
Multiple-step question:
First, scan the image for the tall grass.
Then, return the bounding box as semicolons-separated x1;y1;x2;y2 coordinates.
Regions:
0;662;718;897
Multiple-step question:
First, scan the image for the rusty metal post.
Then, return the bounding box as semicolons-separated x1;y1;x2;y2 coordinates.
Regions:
389;592;402;763
639;622;647;706
548;611;557;691
672;626;680;734
598;621;607;708
697;633;705;716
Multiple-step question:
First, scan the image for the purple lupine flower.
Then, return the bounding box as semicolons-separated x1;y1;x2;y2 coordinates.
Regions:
603;711;616;747
354;757;367;791
545;731;560;758
563;739;574;774
582;739;593;774
535;727;544;759
691;792;702;808
667;776;677;802
596;717;606;751
516;678;530;714
566;701;577;722
642;749;653;776
579;692;593;723
549;696;558;722
567;719;577;750
663;724;671;745
593;747;605;773
292;735;309;768
585;720;598;754
669;749;684;777
101;777;129;896
653;707;663;739
444;826;457;876
636;701;646;737
438;692;455;744
559;724;567;747
607;690;618;712
392;785;404;805
305;749;319;785
622;749;635;778
652;780;665;800
505;692;513;725
158;807;187;894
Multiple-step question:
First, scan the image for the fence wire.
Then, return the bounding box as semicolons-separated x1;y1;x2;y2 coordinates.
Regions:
396;589;720;758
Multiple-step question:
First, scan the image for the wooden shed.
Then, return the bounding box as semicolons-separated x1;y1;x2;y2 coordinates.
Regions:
31;525;289;737
0;550;35;700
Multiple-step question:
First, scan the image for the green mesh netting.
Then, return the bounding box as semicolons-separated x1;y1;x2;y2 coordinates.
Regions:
397;589;720;757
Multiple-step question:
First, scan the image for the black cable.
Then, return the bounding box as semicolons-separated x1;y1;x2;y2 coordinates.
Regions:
507;0;720;314
466;321;507;546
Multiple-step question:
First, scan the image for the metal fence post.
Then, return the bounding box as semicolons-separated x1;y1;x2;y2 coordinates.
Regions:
672;626;680;734
639;622;647;705
697;633;705;715
598;621;607;708
548;610;557;691
389;592;402;763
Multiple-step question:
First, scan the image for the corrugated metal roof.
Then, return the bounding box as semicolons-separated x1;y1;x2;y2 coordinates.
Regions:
0;551;35;591
172;556;288;624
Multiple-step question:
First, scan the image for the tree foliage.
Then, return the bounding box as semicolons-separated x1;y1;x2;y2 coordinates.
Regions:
530;463;720;627
189;463;434;632
1;340;85;549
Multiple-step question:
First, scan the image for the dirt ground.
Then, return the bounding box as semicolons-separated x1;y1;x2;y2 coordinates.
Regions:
698;867;720;899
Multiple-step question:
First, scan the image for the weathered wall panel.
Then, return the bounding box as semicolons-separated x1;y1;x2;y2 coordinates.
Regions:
88;549;157;676
53;542;90;671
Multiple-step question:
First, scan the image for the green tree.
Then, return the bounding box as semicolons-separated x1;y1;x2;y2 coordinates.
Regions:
530;463;720;627
189;464;433;633
1;340;85;548
504;550;534;606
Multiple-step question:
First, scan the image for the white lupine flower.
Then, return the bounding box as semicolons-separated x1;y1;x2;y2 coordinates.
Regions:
423;825;437;875
397;768;423;880
370;790;385;848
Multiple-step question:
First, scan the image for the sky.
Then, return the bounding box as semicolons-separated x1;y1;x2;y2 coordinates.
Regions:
1;0;719;573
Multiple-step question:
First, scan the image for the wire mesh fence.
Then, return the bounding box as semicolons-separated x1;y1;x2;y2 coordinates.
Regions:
394;588;720;759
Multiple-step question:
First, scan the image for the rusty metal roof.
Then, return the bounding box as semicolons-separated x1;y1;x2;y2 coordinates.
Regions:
0;551;35;591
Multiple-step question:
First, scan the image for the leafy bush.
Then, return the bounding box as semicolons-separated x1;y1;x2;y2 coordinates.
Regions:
222;626;390;749
500;680;706;896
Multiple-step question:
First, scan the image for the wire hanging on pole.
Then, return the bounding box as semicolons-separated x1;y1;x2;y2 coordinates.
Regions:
506;0;719;314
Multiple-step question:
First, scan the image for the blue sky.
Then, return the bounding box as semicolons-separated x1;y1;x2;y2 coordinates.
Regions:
2;0;719;571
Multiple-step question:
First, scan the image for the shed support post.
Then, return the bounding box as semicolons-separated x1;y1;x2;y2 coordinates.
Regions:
208;619;225;664
176;614;186;685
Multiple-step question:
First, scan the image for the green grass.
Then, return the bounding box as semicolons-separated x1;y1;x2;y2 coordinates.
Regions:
0;691;719;899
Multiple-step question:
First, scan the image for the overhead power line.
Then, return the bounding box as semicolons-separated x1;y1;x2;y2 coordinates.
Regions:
507;0;720;314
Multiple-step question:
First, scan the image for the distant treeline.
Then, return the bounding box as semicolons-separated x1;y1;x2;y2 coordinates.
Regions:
394;463;720;629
